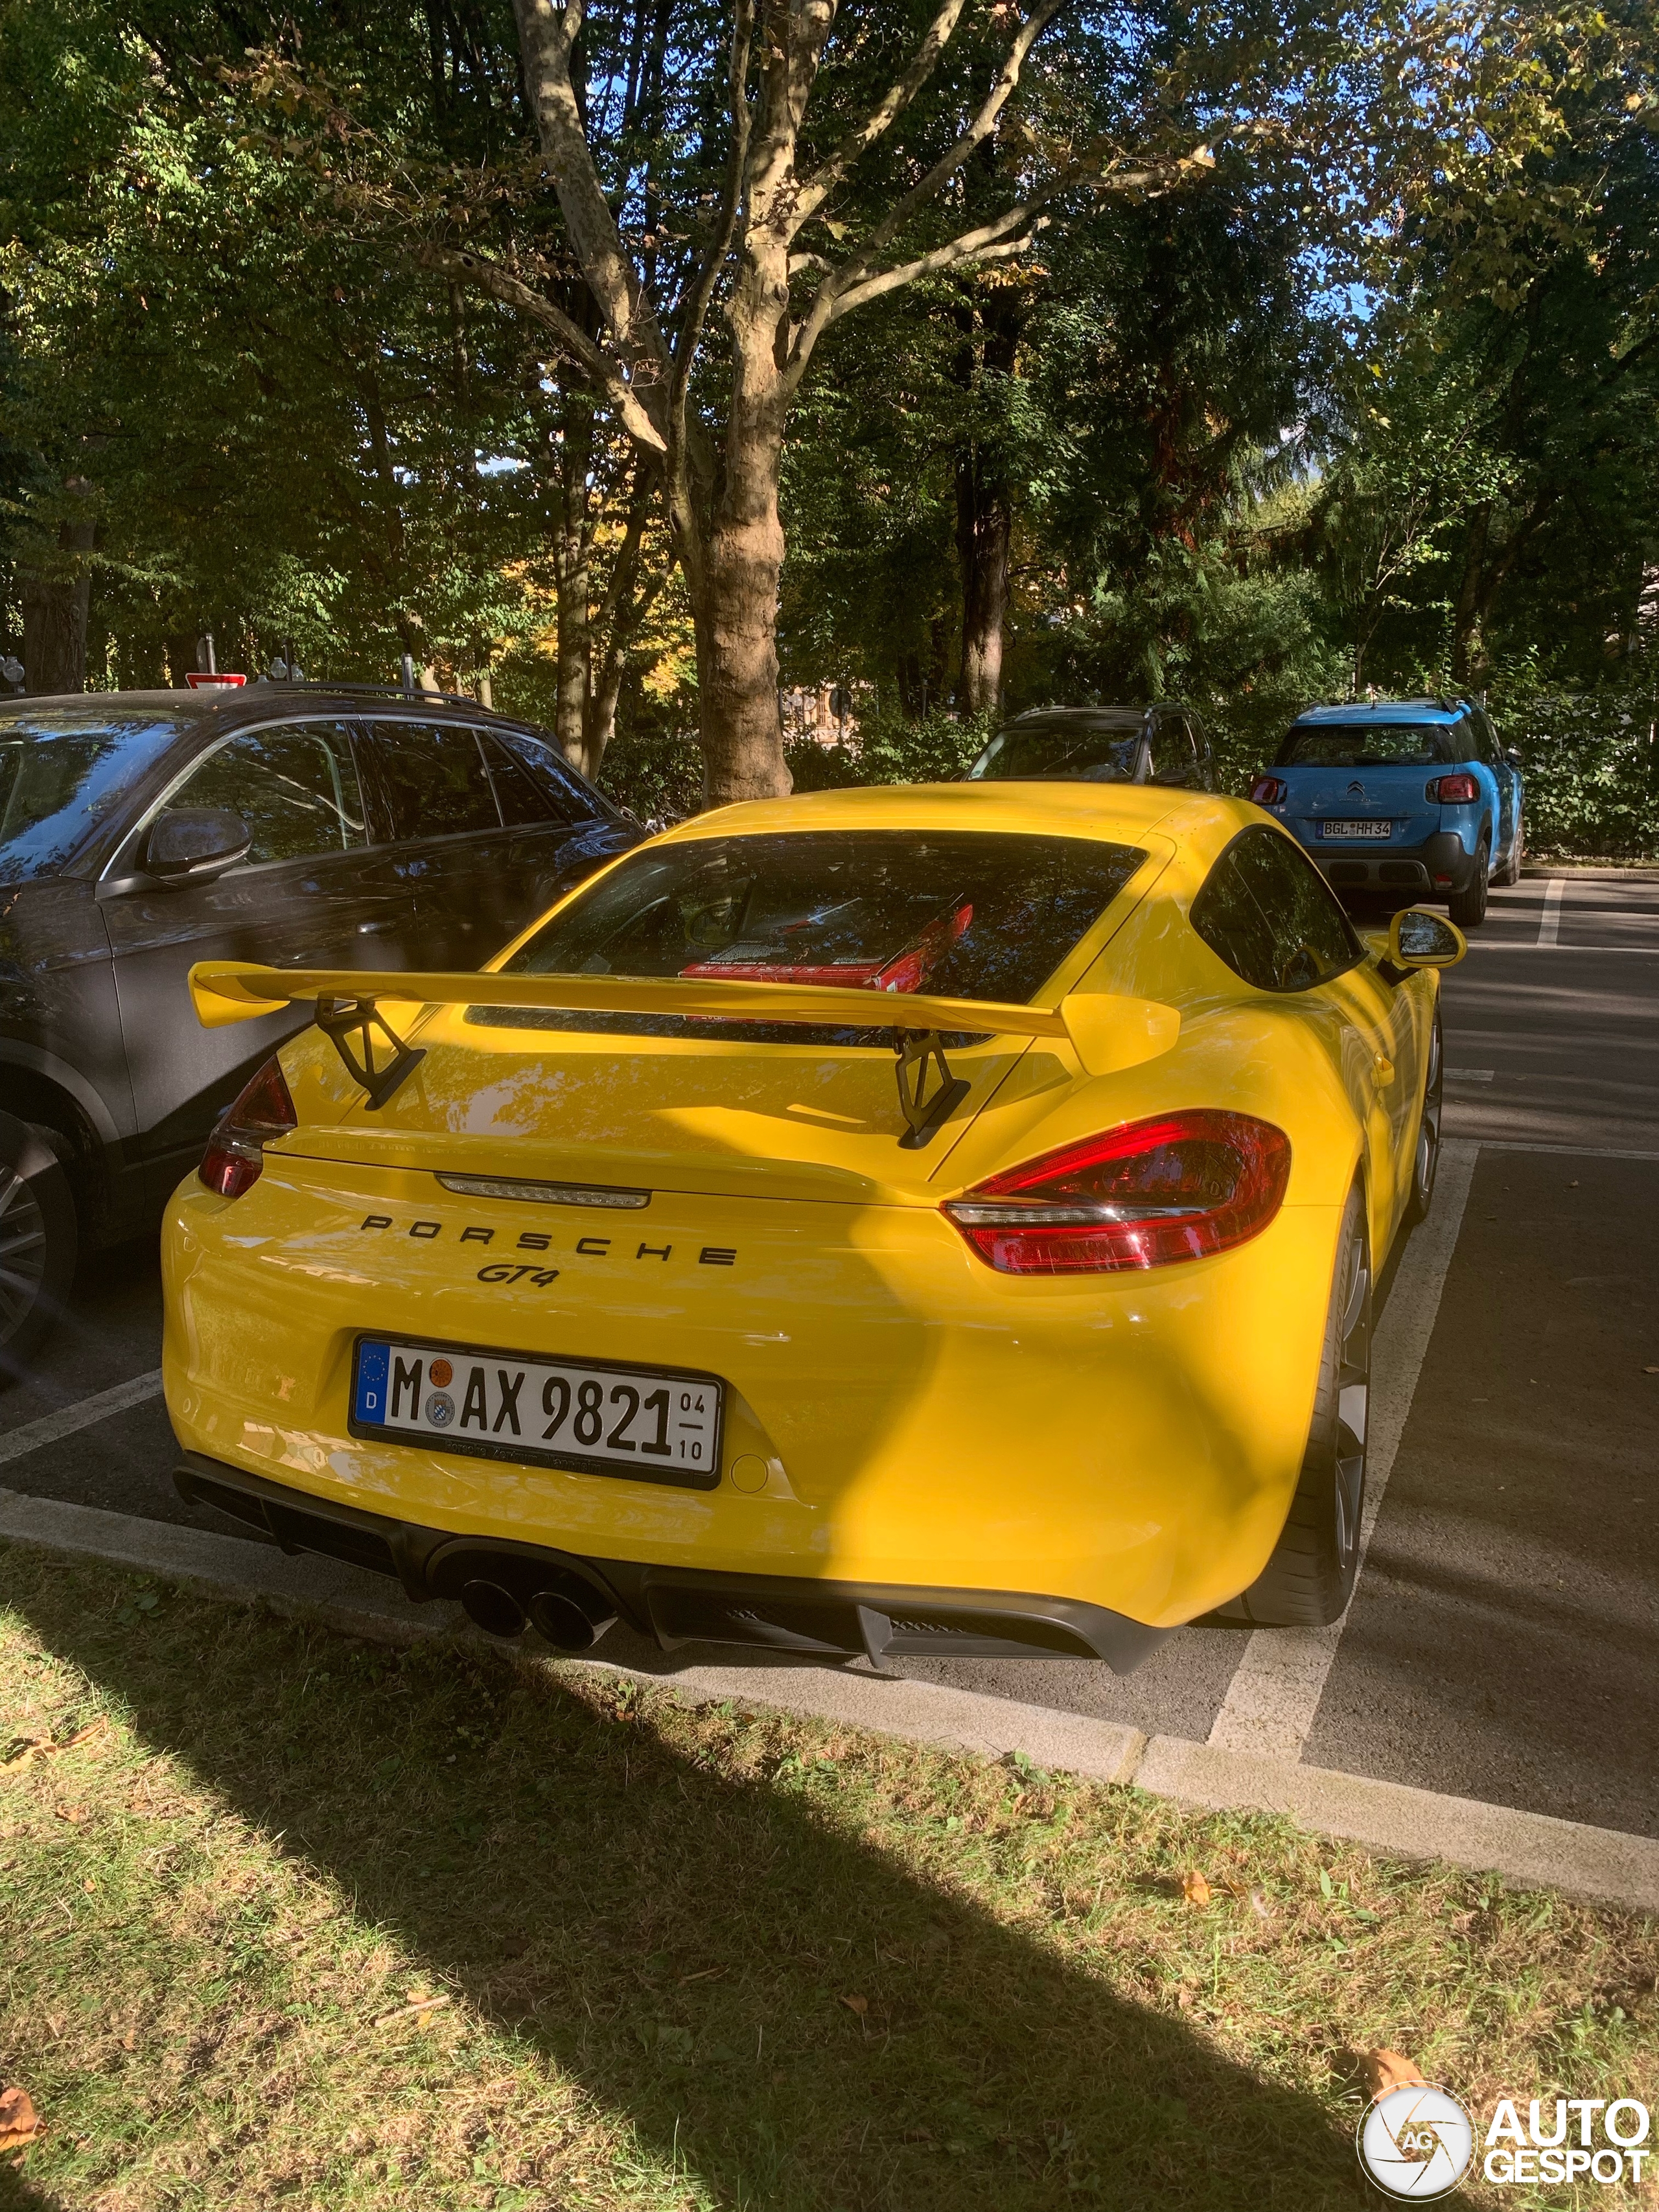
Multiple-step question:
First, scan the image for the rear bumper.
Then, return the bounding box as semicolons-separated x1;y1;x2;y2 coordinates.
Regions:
1304;829;1476;895
175;1450;1172;1671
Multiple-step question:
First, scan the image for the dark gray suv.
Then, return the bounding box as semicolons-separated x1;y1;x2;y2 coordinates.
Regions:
966;704;1216;789
0;684;642;1375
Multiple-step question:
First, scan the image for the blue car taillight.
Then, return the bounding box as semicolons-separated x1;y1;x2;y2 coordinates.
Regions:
1428;773;1479;803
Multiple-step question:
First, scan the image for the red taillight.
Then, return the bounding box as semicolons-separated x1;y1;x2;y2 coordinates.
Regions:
1431;773;1479;804
942;1110;1292;1275
1250;775;1287;807
198;1056;297;1199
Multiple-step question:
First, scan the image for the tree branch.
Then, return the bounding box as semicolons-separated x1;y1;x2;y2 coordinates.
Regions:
826;226;1041;322
510;0;669;369
669;0;754;423
791;0;968;229
417;246;667;455
861;0;1065;260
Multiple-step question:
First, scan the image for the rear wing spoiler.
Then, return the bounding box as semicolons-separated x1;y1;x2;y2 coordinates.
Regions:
188;962;1179;1147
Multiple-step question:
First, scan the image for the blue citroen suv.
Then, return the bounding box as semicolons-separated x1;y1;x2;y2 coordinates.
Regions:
1249;698;1523;927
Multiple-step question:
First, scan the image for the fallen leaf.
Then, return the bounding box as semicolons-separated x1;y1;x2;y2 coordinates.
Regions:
2;1736;56;1769
1363;2049;1426;2096
1248;1887;1273;1920
839;1994;868;2016
81;1878;96;1894
373;1994;451;2029
1644;1366;1658;1375
63;1717;110;1754
0;2086;43;2154
1181;1871;1212;1907
53;1806;88;1826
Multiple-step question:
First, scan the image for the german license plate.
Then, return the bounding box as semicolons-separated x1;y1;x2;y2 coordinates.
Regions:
350;1336;723;1489
1321;819;1392;839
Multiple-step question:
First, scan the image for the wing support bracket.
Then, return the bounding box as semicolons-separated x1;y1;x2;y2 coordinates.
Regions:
894;1030;970;1148
315;994;426;1111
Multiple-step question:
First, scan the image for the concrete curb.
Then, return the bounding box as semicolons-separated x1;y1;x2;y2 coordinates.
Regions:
2;1488;1654;1917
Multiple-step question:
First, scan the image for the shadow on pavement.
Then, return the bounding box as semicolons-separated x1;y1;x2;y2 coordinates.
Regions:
0;1557;1365;2211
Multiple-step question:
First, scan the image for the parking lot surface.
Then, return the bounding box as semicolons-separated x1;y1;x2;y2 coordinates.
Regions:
5;870;1656;1841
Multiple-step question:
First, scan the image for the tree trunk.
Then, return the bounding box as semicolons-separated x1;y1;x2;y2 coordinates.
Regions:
552;400;595;771
691;269;792;806
953;298;1018;714
21;479;95;695
956;455;1011;712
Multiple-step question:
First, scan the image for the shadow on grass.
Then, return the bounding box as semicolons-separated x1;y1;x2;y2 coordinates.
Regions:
1;1555;1367;2209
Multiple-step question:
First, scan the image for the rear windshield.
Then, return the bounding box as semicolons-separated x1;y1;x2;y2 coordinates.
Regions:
494;830;1145;1040
0;706;185;883
969;719;1144;784
1277;722;1461;769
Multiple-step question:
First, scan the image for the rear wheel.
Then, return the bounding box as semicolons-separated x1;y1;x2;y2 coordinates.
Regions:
1402;1007;1443;1228
0;1114;77;1384
1448;840;1489;927
1226;1183;1369;1627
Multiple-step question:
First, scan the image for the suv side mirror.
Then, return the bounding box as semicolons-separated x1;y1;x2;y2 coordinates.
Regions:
142;806;253;886
1504;747;1522;767
1382;906;1467;978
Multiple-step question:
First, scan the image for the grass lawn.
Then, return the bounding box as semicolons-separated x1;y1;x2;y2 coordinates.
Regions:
0;1544;1653;2210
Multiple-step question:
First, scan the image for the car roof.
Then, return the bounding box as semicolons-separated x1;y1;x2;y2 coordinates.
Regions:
3;684;505;721
1003;706;1149;730
1292;700;1468;726
649;779;1246;850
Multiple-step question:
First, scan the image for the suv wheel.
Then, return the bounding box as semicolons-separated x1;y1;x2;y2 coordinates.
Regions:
0;1113;77;1383
1448;840;1489;928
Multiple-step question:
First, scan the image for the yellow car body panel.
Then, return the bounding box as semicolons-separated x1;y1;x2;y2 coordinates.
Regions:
161;783;1443;1647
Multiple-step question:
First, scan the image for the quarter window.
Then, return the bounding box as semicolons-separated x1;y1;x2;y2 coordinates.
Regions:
357;719;501;840
478;730;572;826
1191;826;1359;993
170;721;367;865
1146;717;1197;787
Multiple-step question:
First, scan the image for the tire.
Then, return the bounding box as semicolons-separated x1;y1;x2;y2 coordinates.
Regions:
1402;1005;1443;1229
1496;814;1523;887
1447;839;1489;927
0;1113;77;1385
1225;1183;1370;1627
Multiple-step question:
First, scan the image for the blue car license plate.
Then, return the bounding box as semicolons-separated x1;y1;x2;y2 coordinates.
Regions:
1320;819;1391;839
350;1334;724;1490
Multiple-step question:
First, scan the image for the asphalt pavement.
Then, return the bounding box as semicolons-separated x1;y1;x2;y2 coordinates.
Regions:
5;869;1656;1843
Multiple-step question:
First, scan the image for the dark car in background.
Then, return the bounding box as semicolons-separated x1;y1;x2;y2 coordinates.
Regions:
0;684;642;1373
965;704;1216;791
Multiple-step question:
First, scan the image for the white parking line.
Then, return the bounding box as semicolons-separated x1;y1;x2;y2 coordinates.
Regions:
1205;1141;1479;1762
0;1371;165;1467
1537;876;1566;946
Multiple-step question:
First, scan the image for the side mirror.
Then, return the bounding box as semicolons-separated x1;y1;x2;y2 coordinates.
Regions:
142;806;253;886
1505;747;1522;767
1386;907;1467;972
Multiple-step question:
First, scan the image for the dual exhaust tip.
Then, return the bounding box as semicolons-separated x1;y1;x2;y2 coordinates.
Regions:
458;1570;616;1651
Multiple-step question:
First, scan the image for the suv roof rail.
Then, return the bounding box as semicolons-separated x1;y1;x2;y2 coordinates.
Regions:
261;679;502;714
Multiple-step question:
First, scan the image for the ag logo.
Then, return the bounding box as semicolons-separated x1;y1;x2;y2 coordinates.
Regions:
1356;2083;1475;2199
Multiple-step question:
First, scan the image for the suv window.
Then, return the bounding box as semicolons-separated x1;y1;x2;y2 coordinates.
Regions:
170;721;367;865
1146;716;1198;787
357;719;500;840
1278;723;1459;768
500;727;599;817
478;730;572;826
1191;826;1359;993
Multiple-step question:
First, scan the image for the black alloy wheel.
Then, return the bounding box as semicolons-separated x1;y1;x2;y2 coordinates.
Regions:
1448;839;1489;928
1223;1183;1370;1627
0;1114;77;1384
1402;1006;1443;1228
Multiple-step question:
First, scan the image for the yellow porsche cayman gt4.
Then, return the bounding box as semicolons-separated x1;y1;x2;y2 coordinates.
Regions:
164;784;1463;1672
